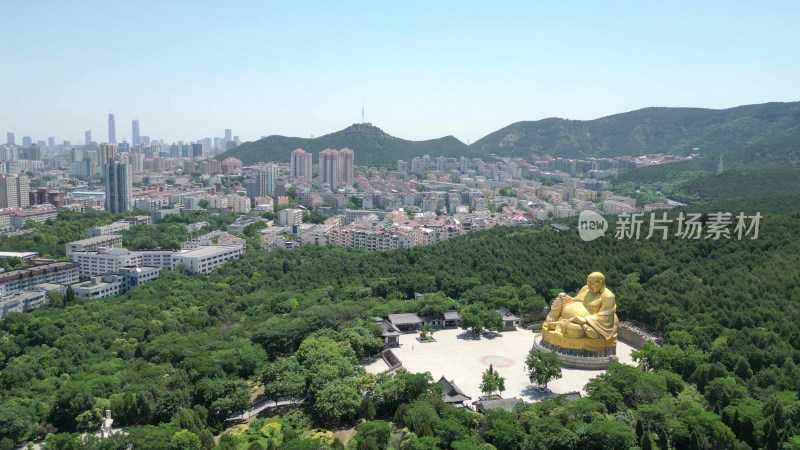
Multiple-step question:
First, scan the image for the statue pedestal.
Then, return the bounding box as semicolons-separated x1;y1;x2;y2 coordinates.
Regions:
533;334;618;370
542;328;617;354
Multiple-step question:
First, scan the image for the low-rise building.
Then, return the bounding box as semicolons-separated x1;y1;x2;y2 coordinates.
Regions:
0;290;47;320
66;235;123;256
85;221;131;237
72;275;124;299
151;208;180;223
11;208;58;229
388;313;422;332
375;317;402;347
438;376;471;407
496;307;521;330
70;248;142;278
0;261;80;296
171;245;243;274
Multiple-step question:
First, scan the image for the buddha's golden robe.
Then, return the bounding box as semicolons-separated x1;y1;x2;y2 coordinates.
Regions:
542;283;618;352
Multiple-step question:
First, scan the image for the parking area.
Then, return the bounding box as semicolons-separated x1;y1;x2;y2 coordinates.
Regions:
367;327;636;402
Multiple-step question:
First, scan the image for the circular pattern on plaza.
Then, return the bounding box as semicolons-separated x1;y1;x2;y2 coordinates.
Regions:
479;355;515;368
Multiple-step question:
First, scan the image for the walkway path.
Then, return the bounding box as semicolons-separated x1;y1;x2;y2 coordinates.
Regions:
226;398;302;422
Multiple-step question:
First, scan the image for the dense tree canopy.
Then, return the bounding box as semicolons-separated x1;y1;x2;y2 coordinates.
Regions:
0;194;799;447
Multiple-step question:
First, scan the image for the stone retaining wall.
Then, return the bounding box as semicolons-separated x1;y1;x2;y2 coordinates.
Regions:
618;320;663;349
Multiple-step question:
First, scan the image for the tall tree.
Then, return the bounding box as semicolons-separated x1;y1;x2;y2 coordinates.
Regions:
526;350;562;389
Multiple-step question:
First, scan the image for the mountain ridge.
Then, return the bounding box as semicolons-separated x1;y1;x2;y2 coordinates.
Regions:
218;101;800;166
470;101;800;159
217;123;480;166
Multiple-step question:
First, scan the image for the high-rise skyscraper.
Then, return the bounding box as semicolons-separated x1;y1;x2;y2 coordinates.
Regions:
132;120;140;146
224;129;232;142
6;133;15;146
0;174;30;208
104;159;132;213
338;148;354;186
108;113;116;143
290;148;313;180
85;130;92;146
319;148;340;189
48;137;54;150
99;142;117;165
22;137;32;148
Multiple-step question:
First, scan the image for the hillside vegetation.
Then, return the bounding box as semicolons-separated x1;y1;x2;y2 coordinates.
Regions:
471;102;800;159
672;166;800;203
217;123;484;166
615;125;800;186
1;195;800;447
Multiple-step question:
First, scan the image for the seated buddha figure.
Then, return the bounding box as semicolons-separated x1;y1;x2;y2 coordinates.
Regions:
543;272;618;350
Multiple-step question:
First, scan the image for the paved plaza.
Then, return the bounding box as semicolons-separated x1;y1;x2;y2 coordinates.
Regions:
365;327;636;402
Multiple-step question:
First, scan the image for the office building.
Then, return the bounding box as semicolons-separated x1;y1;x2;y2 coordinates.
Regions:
108;113;116;143
291;148;313;180
22;137;32;148
85;130;92;146
0;174;30;208
104;159;132;213
319;148;339;188
132;120;140;146
6;133;14;146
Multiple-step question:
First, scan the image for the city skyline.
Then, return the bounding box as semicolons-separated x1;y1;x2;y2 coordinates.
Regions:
4;2;800;145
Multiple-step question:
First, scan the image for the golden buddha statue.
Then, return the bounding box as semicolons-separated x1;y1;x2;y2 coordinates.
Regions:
542;272;618;353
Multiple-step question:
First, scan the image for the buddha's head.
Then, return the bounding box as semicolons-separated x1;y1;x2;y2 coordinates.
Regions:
587;272;605;294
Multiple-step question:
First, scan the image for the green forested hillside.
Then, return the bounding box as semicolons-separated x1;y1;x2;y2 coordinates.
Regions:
471;102;800;159
217;123;484;166
615;125;800;185
672;166;800;203
1;197;800;448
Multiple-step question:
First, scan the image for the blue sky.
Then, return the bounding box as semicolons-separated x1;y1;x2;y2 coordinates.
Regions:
3;1;799;145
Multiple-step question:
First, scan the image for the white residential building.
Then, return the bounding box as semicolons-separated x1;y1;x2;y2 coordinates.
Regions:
279;208;303;226
171;245;243;274
228;194;251;214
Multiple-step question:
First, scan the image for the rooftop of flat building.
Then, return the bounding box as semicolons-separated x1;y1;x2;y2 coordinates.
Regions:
174;245;242;258
68;235;123;245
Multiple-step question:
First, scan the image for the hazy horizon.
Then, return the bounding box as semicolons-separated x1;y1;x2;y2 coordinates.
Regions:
4;1;800;145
